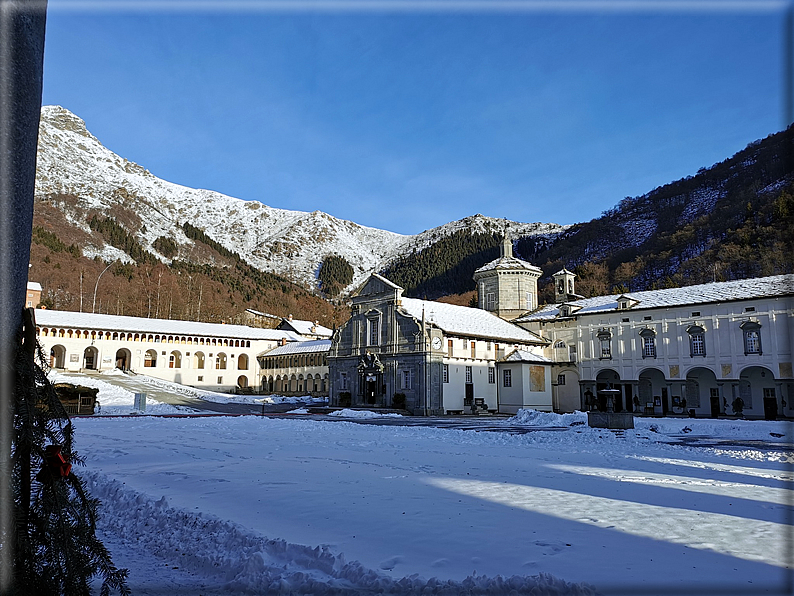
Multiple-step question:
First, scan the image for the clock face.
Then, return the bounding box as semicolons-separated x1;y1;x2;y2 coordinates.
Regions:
431;337;442;350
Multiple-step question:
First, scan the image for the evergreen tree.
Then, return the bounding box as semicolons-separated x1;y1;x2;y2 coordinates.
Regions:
9;309;129;596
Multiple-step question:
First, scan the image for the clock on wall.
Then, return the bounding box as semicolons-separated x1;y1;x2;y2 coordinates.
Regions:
431;337;442;350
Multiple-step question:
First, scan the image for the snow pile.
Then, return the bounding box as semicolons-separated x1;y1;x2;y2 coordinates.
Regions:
507;409;587;427
634;417;792;441
259;395;328;405
285;408;310;414
329;409;404;418
48;371;185;415
85;471;594;595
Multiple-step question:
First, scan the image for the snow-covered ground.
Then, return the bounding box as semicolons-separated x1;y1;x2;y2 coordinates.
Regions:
48;371;187;415
72;410;793;595
48;371;326;411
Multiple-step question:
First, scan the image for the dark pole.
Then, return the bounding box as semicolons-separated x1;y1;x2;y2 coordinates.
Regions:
0;0;48;591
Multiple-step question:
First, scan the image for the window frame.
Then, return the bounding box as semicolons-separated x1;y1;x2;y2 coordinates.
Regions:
503;369;512;387
741;321;762;355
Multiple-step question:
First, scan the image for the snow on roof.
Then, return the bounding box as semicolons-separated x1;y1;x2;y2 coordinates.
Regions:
515;274;794;322
554;268;575;276
34;309;306;342
280;318;333;337
262;339;331;357
501;349;555;364
474;255;542;275
27;281;42;291
245;308;280;320
399;298;547;344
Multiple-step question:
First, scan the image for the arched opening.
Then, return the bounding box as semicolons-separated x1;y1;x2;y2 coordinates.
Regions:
169;350;182;369
83;346;99;370
50;345;66;369
554;369;580;413
216;352;227;370
237;354;249;370
144;349;157;368
595;369;623;412
115;348;132;371
237;375;248;388
685;367;720;417
290;374;298;393
739;366;778;419
194;351;205;369
638;368;667;415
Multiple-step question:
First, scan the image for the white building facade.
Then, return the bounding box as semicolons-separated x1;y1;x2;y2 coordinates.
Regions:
516;274;794;420
34;309;304;393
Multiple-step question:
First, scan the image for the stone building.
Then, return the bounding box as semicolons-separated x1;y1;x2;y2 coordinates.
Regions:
328;269;551;415
473;237;542;320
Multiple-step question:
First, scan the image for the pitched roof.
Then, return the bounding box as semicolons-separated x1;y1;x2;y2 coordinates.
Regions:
399;298;547;344
27;281;42;291
34;309;306;342
514;274;794;322
501;349;555;364
279;319;333;337
262;339;331;356
474;255;542;274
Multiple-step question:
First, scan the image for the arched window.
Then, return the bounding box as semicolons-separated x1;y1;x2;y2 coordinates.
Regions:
237;354;249;370
169;351;182;368
194;352;205;369
144;349;157;367
216;352;227;370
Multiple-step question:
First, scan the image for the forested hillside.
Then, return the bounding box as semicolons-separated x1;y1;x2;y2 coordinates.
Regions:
382;231;502;299
30;206;343;327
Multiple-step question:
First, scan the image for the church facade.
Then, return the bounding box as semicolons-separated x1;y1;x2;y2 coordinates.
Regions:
328;240;553;415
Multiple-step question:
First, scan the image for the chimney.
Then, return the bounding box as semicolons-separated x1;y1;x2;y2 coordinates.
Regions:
280;337;287;346
288;314;293;321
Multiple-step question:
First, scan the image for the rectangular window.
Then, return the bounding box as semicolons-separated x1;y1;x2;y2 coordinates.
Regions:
462;339;467;349
402;370;412;390
643;336;656;358
763;388;776;399
197;375;203;382
691;311;701;317
691;333;705;356
486;341;491;351
526;292;533;310
643;316;652;321
569;345;577;362
600;338;611;359
745;306;755;312
340;372;348;390
465;366;472;384
369;318;379;346
471;341;476;359
488;367;495;384
217;376;223;384
745;330;761;354
557;374;566;386
503;369;512;387
486;292;495;310
447;339;453;358
443;364;449;383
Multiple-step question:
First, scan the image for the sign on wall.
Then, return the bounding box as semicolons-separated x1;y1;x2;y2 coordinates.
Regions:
530;366;545;392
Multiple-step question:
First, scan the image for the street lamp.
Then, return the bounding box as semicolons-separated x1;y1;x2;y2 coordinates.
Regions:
92;261;116;314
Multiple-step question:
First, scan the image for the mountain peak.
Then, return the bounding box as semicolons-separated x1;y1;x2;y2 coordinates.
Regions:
41;105;91;138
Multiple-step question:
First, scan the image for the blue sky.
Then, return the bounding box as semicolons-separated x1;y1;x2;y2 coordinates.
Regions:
41;1;789;235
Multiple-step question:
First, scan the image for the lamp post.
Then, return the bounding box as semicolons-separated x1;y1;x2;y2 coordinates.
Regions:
92;261;115;314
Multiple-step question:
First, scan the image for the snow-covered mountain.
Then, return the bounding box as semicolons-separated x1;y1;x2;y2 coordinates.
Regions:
34;106;568;293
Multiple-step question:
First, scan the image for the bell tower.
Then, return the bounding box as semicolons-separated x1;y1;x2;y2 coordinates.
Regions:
553;268;576;303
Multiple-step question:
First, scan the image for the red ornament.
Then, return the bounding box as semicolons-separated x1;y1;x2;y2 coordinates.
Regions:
37;445;71;481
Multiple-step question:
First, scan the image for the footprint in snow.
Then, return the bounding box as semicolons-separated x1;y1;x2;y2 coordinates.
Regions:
532;540;566;555
379;555;405;571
